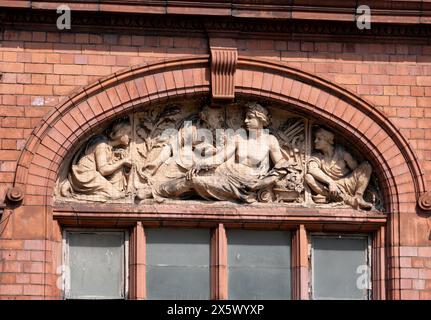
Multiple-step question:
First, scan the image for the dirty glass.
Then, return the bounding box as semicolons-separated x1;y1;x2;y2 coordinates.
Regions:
312;236;369;300
227;230;291;300
67;232;125;299
146;228;210;300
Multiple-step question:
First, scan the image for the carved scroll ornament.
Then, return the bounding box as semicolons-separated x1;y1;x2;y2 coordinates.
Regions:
418;191;431;211
6;186;24;203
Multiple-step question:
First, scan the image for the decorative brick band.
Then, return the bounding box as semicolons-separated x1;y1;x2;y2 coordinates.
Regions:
3;3;431;36
210;47;237;100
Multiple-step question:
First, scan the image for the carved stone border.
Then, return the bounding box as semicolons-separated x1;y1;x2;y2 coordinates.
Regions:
2;0;431;25
2;8;431;43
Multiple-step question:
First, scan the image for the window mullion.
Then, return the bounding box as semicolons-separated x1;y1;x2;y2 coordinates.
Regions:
211;223;228;300
373;226;386;300
292;225;309;300
129;221;146;300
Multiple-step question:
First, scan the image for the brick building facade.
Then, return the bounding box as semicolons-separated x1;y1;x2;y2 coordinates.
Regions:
0;1;430;299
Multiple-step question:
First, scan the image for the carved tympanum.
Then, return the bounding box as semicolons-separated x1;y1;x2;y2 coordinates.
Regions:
55;100;382;211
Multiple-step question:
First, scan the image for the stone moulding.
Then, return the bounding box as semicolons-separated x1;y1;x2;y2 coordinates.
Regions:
2;1;431;25
2;8;431;43
52;201;388;230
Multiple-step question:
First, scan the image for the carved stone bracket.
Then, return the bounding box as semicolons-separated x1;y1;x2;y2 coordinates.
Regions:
210;47;238;100
418;191;431;211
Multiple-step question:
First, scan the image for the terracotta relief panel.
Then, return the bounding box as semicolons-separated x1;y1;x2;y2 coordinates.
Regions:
56;99;382;212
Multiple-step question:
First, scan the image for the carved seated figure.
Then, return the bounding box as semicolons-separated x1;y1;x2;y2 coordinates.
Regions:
60;121;133;201
305;128;373;210
137;105;225;200
153;102;290;203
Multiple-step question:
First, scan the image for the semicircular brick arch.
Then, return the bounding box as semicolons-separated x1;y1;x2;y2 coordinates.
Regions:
13;55;426;215
13;56;211;206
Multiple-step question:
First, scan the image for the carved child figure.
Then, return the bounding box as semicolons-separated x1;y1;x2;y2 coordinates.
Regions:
305;128;373;210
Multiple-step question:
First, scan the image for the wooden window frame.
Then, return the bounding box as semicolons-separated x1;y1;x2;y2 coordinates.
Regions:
62;228;129;300
55;205;386;300
309;233;372;300
124;222;385;300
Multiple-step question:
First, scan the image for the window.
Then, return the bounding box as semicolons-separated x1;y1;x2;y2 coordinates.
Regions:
61;225;380;300
227;230;291;300
146;228;211;300
64;230;127;300
311;234;371;300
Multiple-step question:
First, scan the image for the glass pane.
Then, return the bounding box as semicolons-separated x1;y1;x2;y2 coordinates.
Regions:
146;228;210;300
227;230;291;300
147;266;210;300
312;236;369;300
68;232;125;299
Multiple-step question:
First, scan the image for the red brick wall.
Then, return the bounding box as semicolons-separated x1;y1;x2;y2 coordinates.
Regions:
1;27;430;299
0;30;207;197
